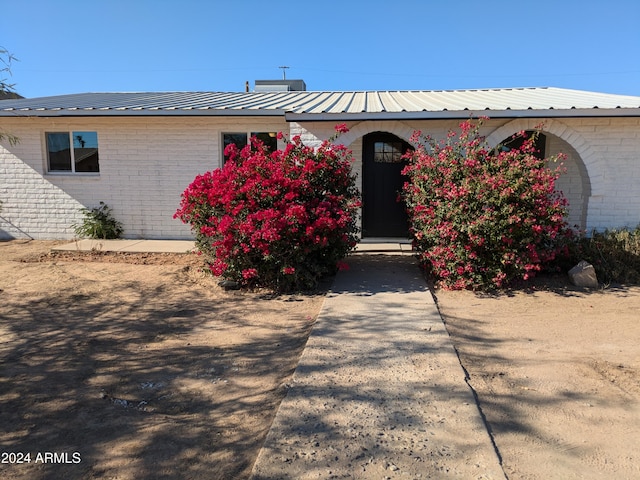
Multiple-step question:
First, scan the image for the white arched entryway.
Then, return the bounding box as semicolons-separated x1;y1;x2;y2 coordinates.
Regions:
338;121;417;238
337;120;416;148
487;119;594;230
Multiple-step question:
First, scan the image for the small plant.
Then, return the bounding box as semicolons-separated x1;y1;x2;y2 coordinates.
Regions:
73;202;123;239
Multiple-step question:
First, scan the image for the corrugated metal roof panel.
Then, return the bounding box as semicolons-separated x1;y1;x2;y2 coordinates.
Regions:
1;88;639;118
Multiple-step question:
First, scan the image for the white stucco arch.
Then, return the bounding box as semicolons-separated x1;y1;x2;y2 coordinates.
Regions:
486;118;601;194
487;118;596;230
337;120;416;148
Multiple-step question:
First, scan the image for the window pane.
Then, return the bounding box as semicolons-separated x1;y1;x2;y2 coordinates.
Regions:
223;133;248;163
251;132;278;153
374;141;404;163
46;132;72;171
391;142;402;162
73;131;100;172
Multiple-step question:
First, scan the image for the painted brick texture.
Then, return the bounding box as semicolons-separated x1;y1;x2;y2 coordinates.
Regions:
1;117;287;239
1;116;638;240
297;117;640;234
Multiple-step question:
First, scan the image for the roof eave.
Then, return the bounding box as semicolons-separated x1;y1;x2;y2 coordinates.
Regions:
2;107;639;120
286;107;640;122
0;109;287;118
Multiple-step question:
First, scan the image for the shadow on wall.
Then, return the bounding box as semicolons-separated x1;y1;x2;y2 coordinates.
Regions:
0;131;194;240
0;139;87;239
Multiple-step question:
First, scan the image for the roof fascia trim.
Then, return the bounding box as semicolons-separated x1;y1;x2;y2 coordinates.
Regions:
285;108;640;121
0;109;287;118
2;108;639;120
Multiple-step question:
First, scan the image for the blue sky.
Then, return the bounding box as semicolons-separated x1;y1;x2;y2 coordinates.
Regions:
2;0;639;98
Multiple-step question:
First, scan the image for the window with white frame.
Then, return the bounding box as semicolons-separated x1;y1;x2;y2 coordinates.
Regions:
222;131;278;163
46;131;100;173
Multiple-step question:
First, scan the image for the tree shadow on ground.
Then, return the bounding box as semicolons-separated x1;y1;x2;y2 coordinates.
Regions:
0;263;320;480
252;254;512;478
438;301;640;479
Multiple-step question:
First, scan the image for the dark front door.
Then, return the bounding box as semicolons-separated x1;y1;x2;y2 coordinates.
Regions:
362;132;411;238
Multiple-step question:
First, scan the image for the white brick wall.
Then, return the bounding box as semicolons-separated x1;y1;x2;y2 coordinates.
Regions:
485;117;640;232
1;117;288;239
299;117;640;234
1;115;638;240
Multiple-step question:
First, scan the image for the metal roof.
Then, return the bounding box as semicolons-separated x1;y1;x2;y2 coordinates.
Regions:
1;87;639;119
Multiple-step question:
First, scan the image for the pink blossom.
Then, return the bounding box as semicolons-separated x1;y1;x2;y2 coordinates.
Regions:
400;118;570;290
242;268;258;279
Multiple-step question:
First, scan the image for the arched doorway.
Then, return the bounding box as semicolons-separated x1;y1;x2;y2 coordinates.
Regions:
362;132;412;238
488;119;593;231
497;130;591;230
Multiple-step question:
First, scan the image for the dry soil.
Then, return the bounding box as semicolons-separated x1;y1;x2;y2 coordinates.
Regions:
1;240;639;479
0;240;324;480
436;278;640;479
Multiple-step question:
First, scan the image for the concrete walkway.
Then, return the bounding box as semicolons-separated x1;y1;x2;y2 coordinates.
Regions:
51;240;505;477
251;255;505;479
51;239;412;255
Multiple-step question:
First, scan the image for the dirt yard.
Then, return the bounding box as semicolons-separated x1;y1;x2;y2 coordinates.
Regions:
436;278;640;479
0;240;325;480
1;241;639;479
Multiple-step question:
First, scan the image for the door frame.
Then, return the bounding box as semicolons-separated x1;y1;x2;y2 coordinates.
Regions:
361;132;412;238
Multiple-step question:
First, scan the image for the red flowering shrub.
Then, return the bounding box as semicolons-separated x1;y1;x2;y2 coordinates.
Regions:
402;118;572;290
175;125;360;292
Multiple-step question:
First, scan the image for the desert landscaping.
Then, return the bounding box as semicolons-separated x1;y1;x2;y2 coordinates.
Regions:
1;240;639;479
0;240;324;479
437;280;640;479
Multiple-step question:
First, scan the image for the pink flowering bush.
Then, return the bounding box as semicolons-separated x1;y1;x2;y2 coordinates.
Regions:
402;118;572;290
175;125;360;292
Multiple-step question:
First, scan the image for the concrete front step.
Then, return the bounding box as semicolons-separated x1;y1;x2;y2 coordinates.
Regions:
52;239;413;255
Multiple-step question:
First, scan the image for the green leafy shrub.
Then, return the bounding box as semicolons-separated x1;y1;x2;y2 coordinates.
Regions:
73;202;123;239
175;125;360;292
402;118;573;290
568;226;640;284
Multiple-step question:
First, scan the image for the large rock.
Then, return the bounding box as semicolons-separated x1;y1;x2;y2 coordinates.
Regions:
568;260;599;288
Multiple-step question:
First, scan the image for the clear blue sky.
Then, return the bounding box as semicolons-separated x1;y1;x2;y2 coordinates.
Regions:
2;0;639;98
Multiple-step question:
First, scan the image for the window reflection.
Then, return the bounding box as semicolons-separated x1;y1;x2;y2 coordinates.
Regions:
373;141;403;163
73;131;99;172
47;132;72;171
223;132;278;164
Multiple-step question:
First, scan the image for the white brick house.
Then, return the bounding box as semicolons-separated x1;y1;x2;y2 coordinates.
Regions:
1;87;639;240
